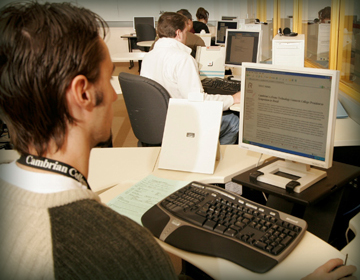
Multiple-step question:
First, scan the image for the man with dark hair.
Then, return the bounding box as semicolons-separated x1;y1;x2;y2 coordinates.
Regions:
0;3;357;280
176;9;205;57
141;12;240;144
0;2;178;279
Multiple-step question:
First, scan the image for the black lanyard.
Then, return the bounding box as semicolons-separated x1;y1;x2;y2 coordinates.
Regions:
17;154;91;190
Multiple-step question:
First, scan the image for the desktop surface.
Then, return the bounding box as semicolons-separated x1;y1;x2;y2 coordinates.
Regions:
92;146;359;280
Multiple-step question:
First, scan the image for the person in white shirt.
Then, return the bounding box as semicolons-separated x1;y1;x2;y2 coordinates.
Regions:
140;12;241;144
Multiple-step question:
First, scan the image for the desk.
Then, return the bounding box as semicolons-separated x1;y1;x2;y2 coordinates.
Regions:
111;52;146;63
0;147;159;194
121;33;139;69
232;159;360;243
229;103;360;147
1;147;358;279
153;145;271;184
88;147;160;194
136;40;154;48
96;146;359;279
89;145;270;195
110;52;147;94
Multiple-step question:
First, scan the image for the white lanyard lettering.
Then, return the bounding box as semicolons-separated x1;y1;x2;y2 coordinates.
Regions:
17;154;91;190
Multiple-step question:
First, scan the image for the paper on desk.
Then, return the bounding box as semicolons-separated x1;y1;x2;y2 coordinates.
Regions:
107;174;190;225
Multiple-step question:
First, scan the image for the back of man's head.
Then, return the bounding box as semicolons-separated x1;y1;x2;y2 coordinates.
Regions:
177;9;192;21
157;12;187;38
0;2;108;156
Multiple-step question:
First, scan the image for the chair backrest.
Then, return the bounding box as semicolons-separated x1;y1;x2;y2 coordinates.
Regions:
135;24;156;42
118;72;170;146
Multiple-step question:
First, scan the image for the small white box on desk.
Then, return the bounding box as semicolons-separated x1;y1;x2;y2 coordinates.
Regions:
272;34;305;67
158;98;222;174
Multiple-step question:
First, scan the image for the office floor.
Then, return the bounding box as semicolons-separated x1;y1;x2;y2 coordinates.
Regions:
111;62;140;147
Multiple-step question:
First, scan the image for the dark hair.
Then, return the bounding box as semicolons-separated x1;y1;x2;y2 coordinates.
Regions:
318;6;331;22
177;9;192;21
0;2;108;156
196;7;209;20
157;12;187;38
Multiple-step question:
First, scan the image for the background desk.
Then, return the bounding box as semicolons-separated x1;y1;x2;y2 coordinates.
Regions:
111;52;146;93
136;40;154;48
121;33;139;69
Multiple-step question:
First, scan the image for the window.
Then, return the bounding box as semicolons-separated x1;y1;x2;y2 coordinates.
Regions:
301;0;332;68
337;0;360;101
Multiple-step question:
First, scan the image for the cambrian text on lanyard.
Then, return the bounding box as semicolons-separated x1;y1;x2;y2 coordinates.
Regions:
17;154;91;190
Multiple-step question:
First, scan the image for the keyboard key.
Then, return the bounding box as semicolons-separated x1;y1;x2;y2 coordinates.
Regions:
281;235;293;246
214;224;227;234
203;220;217;230
272;244;285;255
254;241;267;250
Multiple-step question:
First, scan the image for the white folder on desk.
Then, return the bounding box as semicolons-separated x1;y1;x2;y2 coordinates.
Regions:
196;46;226;79
158;98;223;174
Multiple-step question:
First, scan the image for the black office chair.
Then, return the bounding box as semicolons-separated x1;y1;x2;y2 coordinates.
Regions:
135;23;156;52
118;72;170;147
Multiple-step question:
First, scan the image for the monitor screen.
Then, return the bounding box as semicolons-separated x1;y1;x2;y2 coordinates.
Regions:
215;21;238;45
133;17;155;30
224;29;261;67
239;63;339;192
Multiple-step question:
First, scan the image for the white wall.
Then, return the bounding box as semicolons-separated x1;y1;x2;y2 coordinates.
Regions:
0;0;250;22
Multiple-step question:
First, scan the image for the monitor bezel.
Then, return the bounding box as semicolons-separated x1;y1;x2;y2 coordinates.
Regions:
224;29;262;68
239;62;339;169
133;16;155;30
221;16;238;20
215;20;239;45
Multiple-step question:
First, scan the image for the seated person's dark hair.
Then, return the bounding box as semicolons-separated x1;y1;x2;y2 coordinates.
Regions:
177;9;192;21
157;12;187;38
0;2;108;156
196;7;209;20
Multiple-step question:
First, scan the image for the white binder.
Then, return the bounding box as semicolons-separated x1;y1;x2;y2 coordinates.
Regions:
158;98;223;174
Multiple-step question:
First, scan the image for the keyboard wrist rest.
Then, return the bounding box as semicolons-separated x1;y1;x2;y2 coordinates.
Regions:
166;224;278;273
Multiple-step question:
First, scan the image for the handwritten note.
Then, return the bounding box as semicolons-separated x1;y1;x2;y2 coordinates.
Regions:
107;175;189;225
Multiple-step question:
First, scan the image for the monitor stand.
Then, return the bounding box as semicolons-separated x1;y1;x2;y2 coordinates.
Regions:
227;66;242;81
253;159;327;193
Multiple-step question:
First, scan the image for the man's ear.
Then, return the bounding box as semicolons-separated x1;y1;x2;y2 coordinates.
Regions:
175;29;181;40
67;75;94;110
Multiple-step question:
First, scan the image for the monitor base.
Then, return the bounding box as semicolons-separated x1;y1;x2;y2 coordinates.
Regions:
254;159;327;193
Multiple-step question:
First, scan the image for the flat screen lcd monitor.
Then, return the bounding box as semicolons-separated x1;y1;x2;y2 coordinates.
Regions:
224;29;261;67
239;62;339;193
215;20;238;45
221;16;238;20
133;17;155;30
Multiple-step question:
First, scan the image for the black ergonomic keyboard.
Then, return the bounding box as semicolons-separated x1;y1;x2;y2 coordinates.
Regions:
201;77;241;95
141;182;307;273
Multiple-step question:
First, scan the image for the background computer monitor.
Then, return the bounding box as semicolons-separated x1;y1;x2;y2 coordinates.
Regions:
215;20;239;45
221;16;238;20
133;16;155;30
224;29;262;68
239;62;339;193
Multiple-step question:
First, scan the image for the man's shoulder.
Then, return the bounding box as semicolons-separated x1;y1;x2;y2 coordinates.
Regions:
187;32;206;46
